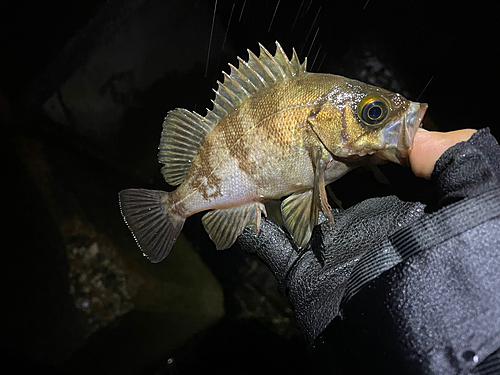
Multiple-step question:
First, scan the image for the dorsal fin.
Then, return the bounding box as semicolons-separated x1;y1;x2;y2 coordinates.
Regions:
158;109;211;186
159;42;307;186
210;41;307;121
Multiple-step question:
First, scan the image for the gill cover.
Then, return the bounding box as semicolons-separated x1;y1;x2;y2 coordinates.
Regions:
307;99;359;158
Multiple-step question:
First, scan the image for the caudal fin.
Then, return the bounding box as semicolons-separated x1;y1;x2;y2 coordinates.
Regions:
118;189;184;263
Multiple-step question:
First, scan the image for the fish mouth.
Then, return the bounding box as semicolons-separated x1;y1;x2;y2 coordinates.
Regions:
375;101;428;165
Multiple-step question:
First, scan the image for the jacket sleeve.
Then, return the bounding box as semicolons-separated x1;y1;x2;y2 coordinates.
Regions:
310;128;500;375
433;128;500;206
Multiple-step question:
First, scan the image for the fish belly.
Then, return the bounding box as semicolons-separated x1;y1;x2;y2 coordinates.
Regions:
168;156;259;217
169;144;314;218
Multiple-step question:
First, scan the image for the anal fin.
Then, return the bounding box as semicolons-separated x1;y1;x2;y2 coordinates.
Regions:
202;203;266;250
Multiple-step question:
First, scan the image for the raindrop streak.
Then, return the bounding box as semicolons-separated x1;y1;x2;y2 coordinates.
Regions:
363;0;370;10
221;3;235;51
239;0;247;22
290;0;305;34
305;0;314;13
205;0;218;77
317;52;327;72
416;75;434;101
299;6;322;57
310;44;322;71
306;27;320;60
268;0;281;32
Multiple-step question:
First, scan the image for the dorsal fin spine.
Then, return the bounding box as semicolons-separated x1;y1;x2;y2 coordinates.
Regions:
209;110;222;120
217;81;242;106
205;109;220;124
274;42;293;77
290;48;302;75
213;88;235;110
228;63;257;94
223;71;250;96
300;56;308;72
210;99;228;116
247;49;275;84
258;43;286;80
238;57;266;88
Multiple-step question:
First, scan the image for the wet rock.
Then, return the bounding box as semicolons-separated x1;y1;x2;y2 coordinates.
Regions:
10;134;224;373
68;237;135;335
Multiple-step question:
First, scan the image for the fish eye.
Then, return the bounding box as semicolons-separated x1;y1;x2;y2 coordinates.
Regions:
357;95;390;126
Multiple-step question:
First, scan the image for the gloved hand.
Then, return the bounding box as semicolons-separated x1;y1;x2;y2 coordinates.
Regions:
238;196;425;341
240;128;500;375
237;128;479;342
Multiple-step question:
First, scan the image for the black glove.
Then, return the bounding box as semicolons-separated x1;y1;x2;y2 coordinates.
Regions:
238;196;425;341
238;128;500;374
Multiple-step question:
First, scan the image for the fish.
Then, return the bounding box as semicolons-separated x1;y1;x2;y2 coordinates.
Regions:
119;41;427;263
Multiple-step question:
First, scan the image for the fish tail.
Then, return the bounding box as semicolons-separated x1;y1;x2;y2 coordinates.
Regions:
119;188;185;263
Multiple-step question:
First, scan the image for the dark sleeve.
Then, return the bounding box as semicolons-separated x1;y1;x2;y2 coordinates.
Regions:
310;128;500;375
433;128;500;206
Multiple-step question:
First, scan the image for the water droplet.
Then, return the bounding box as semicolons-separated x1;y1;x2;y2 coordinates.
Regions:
462;350;476;362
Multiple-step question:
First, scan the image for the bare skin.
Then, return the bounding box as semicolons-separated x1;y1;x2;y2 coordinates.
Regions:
409;128;477;179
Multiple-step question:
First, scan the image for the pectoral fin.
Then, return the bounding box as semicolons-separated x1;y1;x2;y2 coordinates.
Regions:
246;202;267;233
311;146;335;226
202;203;266;250
281;147;336;248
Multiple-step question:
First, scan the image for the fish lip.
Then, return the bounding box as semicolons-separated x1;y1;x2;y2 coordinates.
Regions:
402;102;428;153
377;101;428;165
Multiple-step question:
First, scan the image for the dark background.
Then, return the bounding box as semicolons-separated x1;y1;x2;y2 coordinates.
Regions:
1;0;498;374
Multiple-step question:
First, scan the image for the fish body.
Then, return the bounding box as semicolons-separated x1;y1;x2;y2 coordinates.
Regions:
119;42;427;263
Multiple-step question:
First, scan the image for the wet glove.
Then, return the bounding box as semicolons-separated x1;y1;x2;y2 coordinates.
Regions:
237;128;500;374
238;195;425;341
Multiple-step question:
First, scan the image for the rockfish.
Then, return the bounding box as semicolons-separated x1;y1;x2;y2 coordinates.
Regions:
119;42;427;263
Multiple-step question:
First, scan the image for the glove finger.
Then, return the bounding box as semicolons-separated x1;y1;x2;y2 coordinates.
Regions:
238;216;302;293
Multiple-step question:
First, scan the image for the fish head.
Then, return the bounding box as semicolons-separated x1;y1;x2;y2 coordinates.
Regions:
307;77;427;165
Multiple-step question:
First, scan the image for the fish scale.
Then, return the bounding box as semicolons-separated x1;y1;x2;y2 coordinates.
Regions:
119;42;427;263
